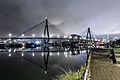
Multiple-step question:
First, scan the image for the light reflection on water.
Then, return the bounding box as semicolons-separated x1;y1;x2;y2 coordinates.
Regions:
0;50;87;80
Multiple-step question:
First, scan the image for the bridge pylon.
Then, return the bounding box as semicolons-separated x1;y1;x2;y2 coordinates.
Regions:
86;27;92;40
44;18;50;44
85;27;93;50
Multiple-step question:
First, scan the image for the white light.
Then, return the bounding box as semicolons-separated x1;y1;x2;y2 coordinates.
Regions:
42;52;44;56
4;40;7;43
21;34;24;37
115;36;118;39
64;36;66;38
35;41;40;44
95;39;98;41
42;34;44;37
9;53;11;57
13;49;16;53
8;33;12;37
69;36;72;38
14;40;17;42
75;51;77;54
65;48;67;51
45;17;48;19
22;43;25;49
64;52;68;58
50;35;53;38
32;34;35;37
82;50;86;53
69;51;72;55
45;71;47;74
57;52;60;55
80;51;82;54
8;49;12;53
75;37;77;39
64;52;66;55
57;35;60;38
32;52;35;57
22;53;24;56
50;52;53;56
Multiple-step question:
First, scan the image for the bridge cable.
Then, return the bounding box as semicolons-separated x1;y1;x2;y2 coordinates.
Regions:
16;19;46;37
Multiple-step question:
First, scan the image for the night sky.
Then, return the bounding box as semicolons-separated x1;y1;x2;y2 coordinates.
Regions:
0;0;120;37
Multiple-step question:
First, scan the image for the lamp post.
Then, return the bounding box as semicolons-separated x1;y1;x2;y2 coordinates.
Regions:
32;34;35;37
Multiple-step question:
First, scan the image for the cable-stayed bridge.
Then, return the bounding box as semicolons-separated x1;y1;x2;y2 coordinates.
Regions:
0;17;98;51
0;18;98;74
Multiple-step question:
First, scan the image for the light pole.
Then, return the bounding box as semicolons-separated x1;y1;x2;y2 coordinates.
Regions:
32;34;35;37
21;34;24;37
57;35;60;38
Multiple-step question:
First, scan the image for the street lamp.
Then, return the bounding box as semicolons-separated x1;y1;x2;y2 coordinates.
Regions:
50;35;53;38
64;35;67;38
57;35;60;38
8;33;12;41
4;40;7;43
32;34;35;37
8;33;12;37
21;34;24;37
75;36;78;39
42;34;44;37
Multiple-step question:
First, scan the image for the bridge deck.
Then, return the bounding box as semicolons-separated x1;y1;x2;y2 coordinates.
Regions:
0;37;70;39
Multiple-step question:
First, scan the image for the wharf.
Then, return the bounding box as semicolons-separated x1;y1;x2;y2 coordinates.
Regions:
89;52;120;80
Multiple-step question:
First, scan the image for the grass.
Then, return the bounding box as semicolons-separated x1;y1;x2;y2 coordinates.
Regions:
113;48;120;52
56;65;86;80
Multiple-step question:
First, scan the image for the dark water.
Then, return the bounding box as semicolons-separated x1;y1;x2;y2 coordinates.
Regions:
0;50;87;80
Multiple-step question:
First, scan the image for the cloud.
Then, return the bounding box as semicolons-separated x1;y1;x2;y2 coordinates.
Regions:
0;0;120;37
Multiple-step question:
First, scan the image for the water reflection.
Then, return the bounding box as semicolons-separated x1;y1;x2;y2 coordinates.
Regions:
43;47;49;74
21;52;24;56
0;47;88;80
8;53;11;57
32;52;35;57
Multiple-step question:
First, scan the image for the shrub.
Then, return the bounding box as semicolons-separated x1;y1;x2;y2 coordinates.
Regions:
56;65;86;80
